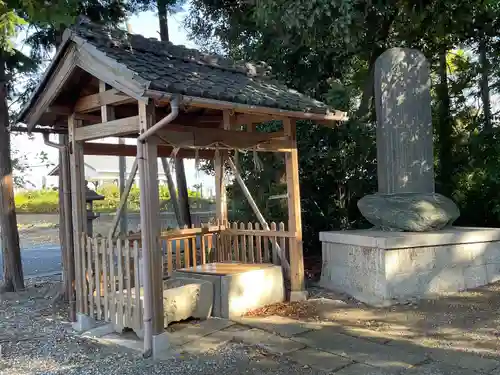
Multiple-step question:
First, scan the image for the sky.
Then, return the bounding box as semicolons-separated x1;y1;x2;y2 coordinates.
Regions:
13;8;215;195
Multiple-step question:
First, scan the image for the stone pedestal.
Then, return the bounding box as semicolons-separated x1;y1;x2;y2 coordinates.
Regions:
319;227;500;306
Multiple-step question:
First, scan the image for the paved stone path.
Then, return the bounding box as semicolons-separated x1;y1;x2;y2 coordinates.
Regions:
84;315;500;375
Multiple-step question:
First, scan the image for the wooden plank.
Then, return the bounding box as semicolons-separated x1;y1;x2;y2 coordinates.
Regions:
175;240;181;269
223;229;295;237
87;238;94;317
109;238;116;327
240;222;247;262
200;235;206;265
284;118;305;294
93;237;101;320
184;238;190;268
232;222;239;261
191;236;197;267
263;231;270;263
271;222;278;265
102;237;109;321
74;88;134;113
68;115;87;315
133;240;141;330
167;241;173;276
279;222;286;267
145;90;348;122
125;239;132;327
74;116;139;141
255;223;262;263
248;222;255;263
138;101;163;335
117;240;124;330
82;142;215;159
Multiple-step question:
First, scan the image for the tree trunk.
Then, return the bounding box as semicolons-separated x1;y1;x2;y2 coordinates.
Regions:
175;158;192;227
158;0;169;42
0;52;24;292
479;35;492;133
437;47;453;196
157;1;192;227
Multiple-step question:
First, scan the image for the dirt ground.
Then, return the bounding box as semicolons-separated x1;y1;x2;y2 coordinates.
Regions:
247;280;500;359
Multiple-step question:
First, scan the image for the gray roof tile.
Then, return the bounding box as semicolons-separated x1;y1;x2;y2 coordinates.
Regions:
70;23;331;114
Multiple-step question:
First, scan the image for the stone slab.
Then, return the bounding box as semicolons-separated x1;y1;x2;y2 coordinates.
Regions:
334;363;403;375
72;313;97;332
386;340;500;373
81;323;114;339
320;227;500;249
168;318;235;347
287;347;352;372
163;277;213;325
293;328;425;370
402;362;489;375
98;332;143;353
178;325;248;354
233;328;305;355
235;315;318;337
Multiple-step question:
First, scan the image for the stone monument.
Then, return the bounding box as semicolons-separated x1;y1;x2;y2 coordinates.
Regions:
319;48;500;306
358;48;459;231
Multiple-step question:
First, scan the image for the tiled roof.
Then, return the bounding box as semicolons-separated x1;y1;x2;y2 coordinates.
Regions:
70;23;331;114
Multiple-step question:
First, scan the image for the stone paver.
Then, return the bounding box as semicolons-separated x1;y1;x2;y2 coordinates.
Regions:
402;362;486;375
233;328;305;355
334;363;403;375
169;318;235;347
292;328;426;370
286;347;352;372
179;325;248;354
386;340;500;373
235;315;318;337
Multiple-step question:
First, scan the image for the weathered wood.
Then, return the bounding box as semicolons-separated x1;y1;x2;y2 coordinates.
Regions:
117;240;124;330
255;223;262;263
108;237;116;326
201;235;206;265
125;239;132;327
93;237;101;319
75;88;134;113
108;158;138;239
68;115;87;314
145;90;348;122
271;222;278;265
133;240;141;330
102;238;109;321
74;116;139;141
138;101;163;335
87;238;94;317
284;118;305;295
248;222;255;263
167;241;173;276
83;142;215;159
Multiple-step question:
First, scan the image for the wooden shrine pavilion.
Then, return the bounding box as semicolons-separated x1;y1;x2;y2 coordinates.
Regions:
16;21;346;355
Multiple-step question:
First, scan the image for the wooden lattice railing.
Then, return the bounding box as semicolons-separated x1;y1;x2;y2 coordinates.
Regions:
76;221;292;329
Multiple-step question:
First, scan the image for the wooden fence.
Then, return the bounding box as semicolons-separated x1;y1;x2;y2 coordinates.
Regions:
75;221;291;330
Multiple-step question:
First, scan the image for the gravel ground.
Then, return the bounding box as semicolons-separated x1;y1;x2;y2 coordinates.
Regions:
0;276;323;375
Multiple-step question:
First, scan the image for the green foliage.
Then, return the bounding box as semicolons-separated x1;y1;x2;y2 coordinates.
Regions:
15;185;214;213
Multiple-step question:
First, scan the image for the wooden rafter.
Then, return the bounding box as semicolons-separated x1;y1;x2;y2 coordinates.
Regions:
82;142;215;159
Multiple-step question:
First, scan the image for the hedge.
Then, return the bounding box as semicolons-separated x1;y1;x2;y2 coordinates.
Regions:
15;185;214;213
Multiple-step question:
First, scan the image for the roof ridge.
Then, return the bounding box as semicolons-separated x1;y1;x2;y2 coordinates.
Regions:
70;22;272;78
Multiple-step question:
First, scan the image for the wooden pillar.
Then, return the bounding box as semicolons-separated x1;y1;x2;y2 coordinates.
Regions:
68;114;87;314
284;118;306;300
60;134;76;321
138;101;163;334
215;111;230;224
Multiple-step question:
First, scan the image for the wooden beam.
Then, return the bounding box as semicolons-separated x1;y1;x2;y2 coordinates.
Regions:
155;125;289;150
68;114;87;314
74;115;139;141
82;142;215;159
215;111;230;225
284;118;306;300
74;88;135;113
144;90;348;122
137;101;163;336
47;106;101;123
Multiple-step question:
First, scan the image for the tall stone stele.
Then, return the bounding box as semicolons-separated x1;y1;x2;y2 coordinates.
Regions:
358;47;460;232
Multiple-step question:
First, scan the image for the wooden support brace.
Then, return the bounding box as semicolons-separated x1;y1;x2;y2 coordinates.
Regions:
227;157;290;273
74;116;139;141
74;89;135;113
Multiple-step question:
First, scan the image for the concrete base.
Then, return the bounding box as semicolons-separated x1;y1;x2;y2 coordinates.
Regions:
319;227;500;306
152;332;174;360
289;290;308;302
174;263;285;318
72;313;97;332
